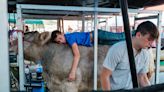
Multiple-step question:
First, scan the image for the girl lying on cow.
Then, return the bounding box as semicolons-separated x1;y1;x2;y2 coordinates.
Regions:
51;29;126;81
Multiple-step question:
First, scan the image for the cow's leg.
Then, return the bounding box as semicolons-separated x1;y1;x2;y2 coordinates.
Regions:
60;82;78;92
60;68;82;92
43;72;62;92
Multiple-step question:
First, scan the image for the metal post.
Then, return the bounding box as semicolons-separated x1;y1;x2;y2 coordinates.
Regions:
155;12;162;84
61;19;64;33
91;14;94;31
115;15;117;32
94;0;98;90
57;19;60;31
16;4;25;91
82;0;86;32
0;0;10;91
105;18;108;31
133;15;137;30
119;0;138;88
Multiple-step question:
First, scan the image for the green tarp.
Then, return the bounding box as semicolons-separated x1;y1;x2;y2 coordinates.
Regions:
161;61;164;66
8;13;43;24
24;19;43;24
8;19;43;24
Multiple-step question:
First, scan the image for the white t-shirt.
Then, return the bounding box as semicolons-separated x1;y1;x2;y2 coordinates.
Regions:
10;30;18;44
103;41;150;90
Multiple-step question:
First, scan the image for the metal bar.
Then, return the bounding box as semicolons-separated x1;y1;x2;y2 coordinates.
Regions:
19;4;159;14
16;4;26;91
94;0;98;90
155;12;162;84
135;15;158;21
119;0;138;88
22;10;122;16
0;0;10;91
22;14;98;20
22;9;81;15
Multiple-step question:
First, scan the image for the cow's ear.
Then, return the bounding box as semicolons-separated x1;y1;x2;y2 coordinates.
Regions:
38;32;51;45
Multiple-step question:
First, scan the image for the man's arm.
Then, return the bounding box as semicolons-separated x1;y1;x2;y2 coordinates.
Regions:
68;43;80;81
100;67;112;91
138;73;150;87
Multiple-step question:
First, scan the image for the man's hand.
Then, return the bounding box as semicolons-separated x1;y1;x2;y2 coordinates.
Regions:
138;73;150;87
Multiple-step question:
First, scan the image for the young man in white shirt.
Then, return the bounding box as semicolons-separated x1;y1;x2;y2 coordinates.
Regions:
100;21;159;91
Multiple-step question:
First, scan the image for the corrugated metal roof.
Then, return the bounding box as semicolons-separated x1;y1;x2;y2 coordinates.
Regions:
8;0;164;13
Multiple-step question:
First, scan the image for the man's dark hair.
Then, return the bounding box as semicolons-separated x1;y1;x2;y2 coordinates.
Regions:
51;30;62;42
135;21;159;40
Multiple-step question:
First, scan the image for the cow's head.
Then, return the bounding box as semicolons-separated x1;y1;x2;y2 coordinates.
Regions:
24;31;51;46
10;31;51;61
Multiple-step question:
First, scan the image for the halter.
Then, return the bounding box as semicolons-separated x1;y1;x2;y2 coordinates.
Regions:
10;30;34;52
